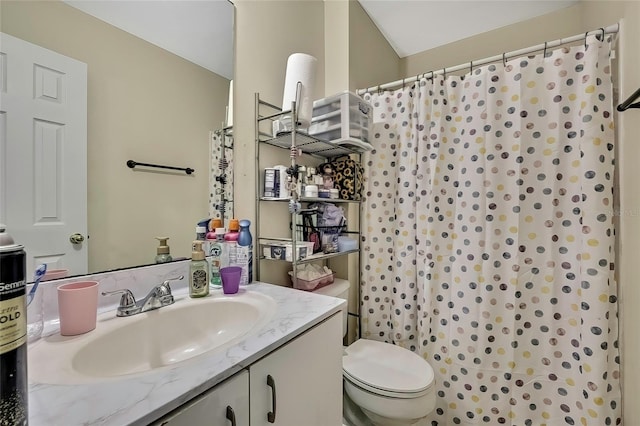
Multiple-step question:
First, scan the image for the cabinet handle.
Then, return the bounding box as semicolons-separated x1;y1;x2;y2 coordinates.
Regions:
267;374;277;423
226;405;236;426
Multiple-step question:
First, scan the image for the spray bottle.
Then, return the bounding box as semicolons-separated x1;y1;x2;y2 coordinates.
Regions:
237;219;253;284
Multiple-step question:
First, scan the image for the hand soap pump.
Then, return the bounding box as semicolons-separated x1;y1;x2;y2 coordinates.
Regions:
189;241;209;298
155;237;173;263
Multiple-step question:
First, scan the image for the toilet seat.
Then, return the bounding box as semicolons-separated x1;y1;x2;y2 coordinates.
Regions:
343;339;434;399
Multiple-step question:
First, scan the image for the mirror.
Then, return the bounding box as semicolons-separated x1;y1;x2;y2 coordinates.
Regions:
0;0;234;277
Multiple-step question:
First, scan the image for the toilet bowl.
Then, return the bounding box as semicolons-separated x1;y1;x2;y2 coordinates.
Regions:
343;339;435;425
313;280;436;425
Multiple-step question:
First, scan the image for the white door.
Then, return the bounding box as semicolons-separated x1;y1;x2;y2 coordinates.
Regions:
250;314;343;426
0;32;88;275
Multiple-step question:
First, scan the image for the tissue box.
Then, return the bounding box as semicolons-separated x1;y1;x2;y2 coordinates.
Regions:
260;240;314;262
309;91;372;152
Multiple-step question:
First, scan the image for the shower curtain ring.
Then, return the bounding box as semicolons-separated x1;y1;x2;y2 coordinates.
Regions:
599;27;605;41
443;67;447;79
470;61;473;73
430;71;434;80
584;31;589;48
502;52;507;67
543;42;548;58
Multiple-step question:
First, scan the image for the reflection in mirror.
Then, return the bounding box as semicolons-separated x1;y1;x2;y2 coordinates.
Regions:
211;130;234;225
0;0;234;278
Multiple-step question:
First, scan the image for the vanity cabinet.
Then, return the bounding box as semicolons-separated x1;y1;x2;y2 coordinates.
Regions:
155;370;249;426
250;313;342;426
154;313;342;426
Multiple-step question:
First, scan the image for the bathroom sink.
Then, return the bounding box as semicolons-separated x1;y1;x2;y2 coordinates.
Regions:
28;290;276;384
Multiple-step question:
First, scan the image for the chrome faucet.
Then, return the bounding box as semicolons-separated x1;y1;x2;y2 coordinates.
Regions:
102;276;184;317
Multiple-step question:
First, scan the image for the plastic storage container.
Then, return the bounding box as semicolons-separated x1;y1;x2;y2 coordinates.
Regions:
288;271;335;291
308;91;373;152
337;236;358;252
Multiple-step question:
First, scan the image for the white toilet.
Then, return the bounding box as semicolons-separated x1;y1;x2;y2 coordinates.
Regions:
313;279;436;426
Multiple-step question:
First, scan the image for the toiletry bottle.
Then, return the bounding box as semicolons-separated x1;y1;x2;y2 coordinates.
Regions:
209;238;223;289
196;218;210;241
207;218;223;240
238;219;253;283
154;237;173;263
0;228;28;426
196;226;207;241
224;219;240;242
189;241;209;298
225;219;240;282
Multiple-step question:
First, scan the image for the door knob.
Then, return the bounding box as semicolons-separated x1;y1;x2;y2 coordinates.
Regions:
69;233;85;244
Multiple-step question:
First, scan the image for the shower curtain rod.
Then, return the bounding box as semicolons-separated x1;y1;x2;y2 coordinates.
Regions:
357;23;619;96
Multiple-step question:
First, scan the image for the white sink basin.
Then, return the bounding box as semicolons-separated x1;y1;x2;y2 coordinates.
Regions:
29;290;276;384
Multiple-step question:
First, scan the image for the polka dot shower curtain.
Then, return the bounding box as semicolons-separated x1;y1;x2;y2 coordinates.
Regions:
361;34;621;425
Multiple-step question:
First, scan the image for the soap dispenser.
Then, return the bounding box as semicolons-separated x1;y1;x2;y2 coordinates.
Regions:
155;237;173;263
189;241;209;298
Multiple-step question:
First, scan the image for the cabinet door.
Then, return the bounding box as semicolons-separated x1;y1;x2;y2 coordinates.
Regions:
250;314;343;426
155;370;249;426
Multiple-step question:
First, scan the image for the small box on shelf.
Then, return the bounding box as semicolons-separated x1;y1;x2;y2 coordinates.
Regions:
260;239;315;262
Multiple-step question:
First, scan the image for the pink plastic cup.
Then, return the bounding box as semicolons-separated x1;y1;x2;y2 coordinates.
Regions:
220;266;242;294
57;281;99;336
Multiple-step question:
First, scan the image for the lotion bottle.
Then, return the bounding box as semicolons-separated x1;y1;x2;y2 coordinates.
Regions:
189;241;209;298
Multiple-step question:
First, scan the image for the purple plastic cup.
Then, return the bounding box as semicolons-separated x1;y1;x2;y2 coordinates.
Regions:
220;266;242;294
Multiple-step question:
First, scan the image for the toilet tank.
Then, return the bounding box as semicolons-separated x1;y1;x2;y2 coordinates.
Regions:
313;278;350;338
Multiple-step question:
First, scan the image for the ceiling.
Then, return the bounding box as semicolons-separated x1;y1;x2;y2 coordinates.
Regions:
358;0;579;58
63;0;234;80
63;0;577;80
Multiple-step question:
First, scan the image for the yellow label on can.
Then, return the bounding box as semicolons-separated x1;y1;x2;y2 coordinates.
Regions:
0;293;27;355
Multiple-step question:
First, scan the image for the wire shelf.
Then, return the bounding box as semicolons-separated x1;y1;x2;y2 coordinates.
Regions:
261;131;358;158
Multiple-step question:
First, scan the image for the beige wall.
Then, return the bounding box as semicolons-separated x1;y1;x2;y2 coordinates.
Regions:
234;0;326;286
1;1;229;273
401;3;583;77
321;0;401;342
233;2;398;340
345;0;400;341
397;2;638;422
349;0;400;91
579;2;640;422
324;0;350;94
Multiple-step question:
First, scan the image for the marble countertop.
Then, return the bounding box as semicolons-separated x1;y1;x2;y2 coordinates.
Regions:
27;282;345;426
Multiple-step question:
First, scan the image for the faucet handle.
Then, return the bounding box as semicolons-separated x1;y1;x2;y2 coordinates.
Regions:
160;275;184;294
102;289;136;308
